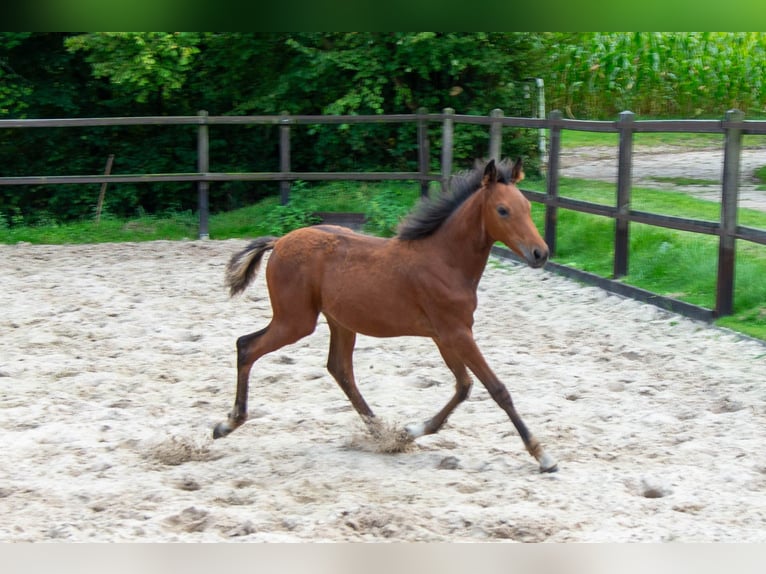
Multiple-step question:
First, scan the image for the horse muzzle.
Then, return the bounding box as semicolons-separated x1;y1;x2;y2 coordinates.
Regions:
523;245;549;268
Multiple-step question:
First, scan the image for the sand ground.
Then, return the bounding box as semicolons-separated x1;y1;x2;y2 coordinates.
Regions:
1;239;764;542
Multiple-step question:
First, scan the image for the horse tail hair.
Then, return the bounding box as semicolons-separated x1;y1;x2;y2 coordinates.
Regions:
226;237;278;297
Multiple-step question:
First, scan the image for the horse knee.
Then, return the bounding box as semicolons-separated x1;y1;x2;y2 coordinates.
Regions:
326;360;344;382
455;381;472;402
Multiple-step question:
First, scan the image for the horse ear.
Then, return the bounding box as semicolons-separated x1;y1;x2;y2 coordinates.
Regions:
482;159;497;185
511;157;525;183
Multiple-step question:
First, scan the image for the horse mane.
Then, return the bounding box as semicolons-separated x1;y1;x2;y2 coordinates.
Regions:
396;158;519;241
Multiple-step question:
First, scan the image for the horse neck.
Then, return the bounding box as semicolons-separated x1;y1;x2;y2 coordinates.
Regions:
427;190;493;283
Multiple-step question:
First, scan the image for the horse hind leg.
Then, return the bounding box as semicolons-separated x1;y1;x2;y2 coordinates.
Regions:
404;343;472;439
212;326;267;439
213;314;317;439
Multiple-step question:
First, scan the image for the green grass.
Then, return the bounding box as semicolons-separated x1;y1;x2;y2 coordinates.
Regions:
0;181;423;244
0;211;202;244
523;177;766;339
648;176;719;186
2;177;765;340
562;130;723;149
561;128;766;150
207;181;422;239
755;165;766;191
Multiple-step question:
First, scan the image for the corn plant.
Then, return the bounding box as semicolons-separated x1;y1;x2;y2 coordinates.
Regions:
543;32;766;119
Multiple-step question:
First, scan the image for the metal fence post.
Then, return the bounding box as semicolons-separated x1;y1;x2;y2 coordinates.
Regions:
716;109;744;317
489;108;503;161
544;110;563;257
440;107;455;192
417;107;430;197
197;110;209;239
279;111;291;205
614;110;635;278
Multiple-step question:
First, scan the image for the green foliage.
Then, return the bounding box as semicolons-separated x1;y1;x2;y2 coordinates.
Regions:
544;32;766;119
279;33;534;117
269;32;543;173
1;32;542;225
64;33;202;104
8;32;766;225
363;183;423;237
0;33;34;115
262;182;321;235
204;180;420;238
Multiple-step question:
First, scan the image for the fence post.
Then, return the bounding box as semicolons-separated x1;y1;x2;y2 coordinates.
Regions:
95;153;115;224
716;109;744;317
614;110;635;278
197;110;209;239
544;110;563;257
279;111;291;205
489;108;503;161
440;107;455;192
417;107;430;197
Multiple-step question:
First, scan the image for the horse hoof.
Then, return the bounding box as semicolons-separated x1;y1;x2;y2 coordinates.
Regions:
212;422;230;439
538;451;558;473
403;421;427;440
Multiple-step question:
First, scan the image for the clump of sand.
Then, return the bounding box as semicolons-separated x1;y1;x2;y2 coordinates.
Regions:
345;419;416;454
145;435;222;466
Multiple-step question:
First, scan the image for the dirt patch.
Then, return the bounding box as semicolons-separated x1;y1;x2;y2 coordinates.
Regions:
560;144;766;212
0;240;764;541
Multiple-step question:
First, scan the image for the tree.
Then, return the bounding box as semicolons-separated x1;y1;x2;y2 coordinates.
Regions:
1;33;546;224
0;33;33;116
64;32;202;108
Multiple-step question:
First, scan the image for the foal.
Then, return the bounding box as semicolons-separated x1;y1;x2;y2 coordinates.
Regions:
213;158;557;472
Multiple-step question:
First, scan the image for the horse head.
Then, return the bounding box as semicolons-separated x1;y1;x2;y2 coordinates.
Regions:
481;158;549;268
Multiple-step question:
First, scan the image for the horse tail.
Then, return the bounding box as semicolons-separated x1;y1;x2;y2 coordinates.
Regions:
226;237;278;297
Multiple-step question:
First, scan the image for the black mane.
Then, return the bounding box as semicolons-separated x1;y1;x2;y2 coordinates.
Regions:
396;159;519;241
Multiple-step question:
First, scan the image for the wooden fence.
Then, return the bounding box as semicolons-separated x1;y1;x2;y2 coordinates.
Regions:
1;109;765;320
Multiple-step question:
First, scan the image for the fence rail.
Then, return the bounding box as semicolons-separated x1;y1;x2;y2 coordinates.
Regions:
2;109;765;319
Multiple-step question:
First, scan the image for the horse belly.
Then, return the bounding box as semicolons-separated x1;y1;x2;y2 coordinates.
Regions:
319;252;431;337
323;287;432;338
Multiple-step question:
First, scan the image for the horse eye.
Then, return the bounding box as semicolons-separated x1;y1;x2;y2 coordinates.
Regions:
496;206;510;218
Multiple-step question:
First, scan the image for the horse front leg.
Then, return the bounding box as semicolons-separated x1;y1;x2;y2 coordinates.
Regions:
404;343;473;439
444;329;558;473
325;318;383;437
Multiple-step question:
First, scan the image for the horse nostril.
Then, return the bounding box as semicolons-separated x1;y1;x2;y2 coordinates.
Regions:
532;247;548;266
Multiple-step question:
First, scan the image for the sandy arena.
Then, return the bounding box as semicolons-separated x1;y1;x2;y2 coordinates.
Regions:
0;239;764;542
